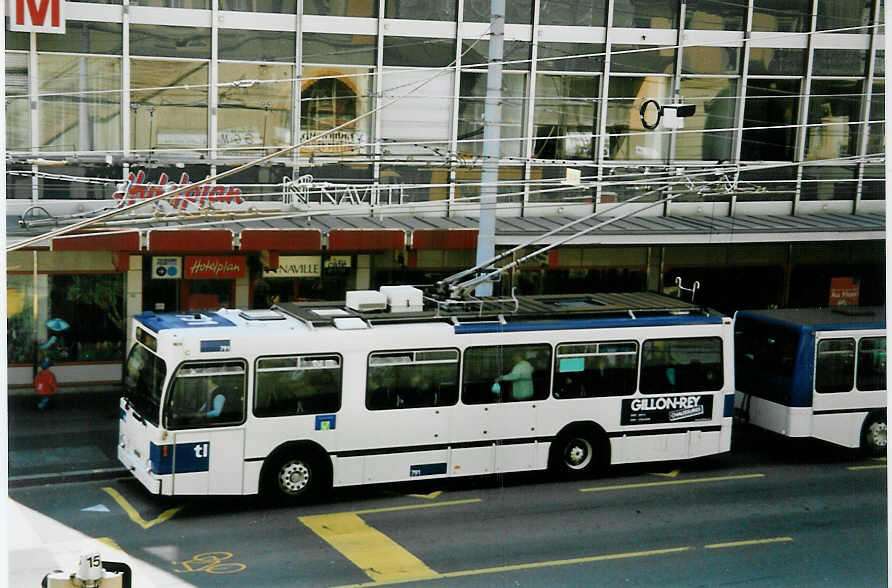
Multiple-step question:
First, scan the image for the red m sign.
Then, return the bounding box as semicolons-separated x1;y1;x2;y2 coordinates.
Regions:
8;0;66;33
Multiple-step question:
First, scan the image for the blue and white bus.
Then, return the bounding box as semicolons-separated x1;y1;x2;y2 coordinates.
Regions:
118;289;734;501
734;307;886;455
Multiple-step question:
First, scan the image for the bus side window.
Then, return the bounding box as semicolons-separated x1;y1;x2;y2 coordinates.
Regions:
857;337;886;392
254;355;342;417
553;342;638;399
367;349;459;411
815;338;855;393
641;338;723;394
462;344;551;404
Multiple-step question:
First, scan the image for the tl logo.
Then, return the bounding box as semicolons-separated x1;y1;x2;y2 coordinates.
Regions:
8;0;66;33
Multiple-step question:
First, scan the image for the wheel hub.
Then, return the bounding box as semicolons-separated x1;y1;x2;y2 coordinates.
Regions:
868;422;887;448
564;438;593;470
279;461;309;494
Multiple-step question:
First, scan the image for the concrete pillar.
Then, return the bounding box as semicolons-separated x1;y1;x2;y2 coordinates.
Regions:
125;256;143;350
235;276;250;308
646;246;663;293
356;254;371;290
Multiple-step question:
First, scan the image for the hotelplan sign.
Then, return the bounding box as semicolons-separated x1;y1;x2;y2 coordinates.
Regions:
8;0;66;33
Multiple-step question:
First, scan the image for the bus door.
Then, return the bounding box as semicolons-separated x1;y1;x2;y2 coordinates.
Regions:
170;429;245;494
163;360;248;494
361;349;459;483
812;331;886;448
459;344;551;473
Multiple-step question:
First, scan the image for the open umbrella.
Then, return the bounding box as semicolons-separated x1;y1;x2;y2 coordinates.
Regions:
45;317;70;332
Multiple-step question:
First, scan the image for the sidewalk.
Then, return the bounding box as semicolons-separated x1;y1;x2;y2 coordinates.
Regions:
8;497;193;587
8;388;127;487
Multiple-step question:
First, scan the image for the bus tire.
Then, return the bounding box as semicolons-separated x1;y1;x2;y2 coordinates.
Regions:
262;444;330;503
860;413;887;457
549;426;608;478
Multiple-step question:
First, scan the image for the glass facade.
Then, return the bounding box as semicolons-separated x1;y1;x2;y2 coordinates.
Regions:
2;0;884;210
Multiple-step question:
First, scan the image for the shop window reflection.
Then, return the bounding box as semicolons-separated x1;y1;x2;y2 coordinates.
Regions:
38;54;122;153
674;78;736;162
537;0;605;27
752;0;809;32
6;53;29;152
805;79;862;161
741;79;799;161
465;0;533;24
867;80;885;156
612;0;678;28
130;60;209;154
219;0;296;12
7;274;40;365
606;76;671;161
533;75;598;160
303;0;375;17
685;0;745;31
458;72;527;158
800;166;857;201
219;63;293;157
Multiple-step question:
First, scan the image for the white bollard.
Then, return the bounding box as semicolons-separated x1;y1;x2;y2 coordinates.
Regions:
42;552;129;588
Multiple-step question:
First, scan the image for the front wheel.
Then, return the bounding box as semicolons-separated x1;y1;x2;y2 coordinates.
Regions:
264;451;329;503
861;414;887;457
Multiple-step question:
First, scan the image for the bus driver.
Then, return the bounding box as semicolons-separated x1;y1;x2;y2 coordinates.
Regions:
200;377;226;418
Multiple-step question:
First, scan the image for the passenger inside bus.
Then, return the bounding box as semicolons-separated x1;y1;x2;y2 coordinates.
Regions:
496;352;535;400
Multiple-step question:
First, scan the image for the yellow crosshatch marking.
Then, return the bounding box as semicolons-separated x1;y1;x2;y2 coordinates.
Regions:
300;513;439;583
102;487;183;530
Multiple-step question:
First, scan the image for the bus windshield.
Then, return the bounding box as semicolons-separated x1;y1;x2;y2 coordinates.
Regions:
123;343;167;426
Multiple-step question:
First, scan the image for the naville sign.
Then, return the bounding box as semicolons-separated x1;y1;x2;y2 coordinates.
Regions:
8;0;66;33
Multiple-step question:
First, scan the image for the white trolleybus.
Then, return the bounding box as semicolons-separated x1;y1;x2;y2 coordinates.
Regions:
734;307;886;455
119;288;734;501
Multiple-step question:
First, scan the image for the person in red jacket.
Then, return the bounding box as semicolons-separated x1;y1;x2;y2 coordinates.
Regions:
35;358;58;410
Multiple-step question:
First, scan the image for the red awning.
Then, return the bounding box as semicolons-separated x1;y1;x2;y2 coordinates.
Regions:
328;229;406;251
240;228;322;252
148;229;233;252
412;228;478;250
51;231;141;252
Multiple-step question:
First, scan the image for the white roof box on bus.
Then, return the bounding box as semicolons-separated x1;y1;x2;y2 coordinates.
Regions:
379;285;423;313
345;290;388;312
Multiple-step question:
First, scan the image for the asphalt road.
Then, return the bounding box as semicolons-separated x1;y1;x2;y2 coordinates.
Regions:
10;426;888;587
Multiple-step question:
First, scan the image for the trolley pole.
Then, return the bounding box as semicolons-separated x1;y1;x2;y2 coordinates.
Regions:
475;0;504;296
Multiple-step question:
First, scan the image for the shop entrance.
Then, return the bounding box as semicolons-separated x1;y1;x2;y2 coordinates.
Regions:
181;279;234;311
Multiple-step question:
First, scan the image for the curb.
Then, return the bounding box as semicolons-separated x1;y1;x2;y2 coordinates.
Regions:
9;467;129;489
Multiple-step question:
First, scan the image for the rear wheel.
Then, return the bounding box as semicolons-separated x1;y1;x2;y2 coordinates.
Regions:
550;429;607;478
861;414;887;457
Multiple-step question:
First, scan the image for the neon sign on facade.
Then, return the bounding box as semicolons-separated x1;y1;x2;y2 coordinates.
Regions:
114;170;245;210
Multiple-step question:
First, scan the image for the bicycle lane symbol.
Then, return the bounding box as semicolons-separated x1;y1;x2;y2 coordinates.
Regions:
172;552;246;575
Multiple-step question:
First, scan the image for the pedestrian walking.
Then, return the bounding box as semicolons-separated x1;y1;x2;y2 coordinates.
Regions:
34;358;58;410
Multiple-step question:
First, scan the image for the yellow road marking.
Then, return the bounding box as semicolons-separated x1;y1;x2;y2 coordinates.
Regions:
651;469;681;478
580;473;764;492
873;457;887;462
97;537;125;553
102;487;183;530
705;537;793;549
333;546;692;587
847;464;887;470
354;498;481;515
300;513;439;583
409;491;443;500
